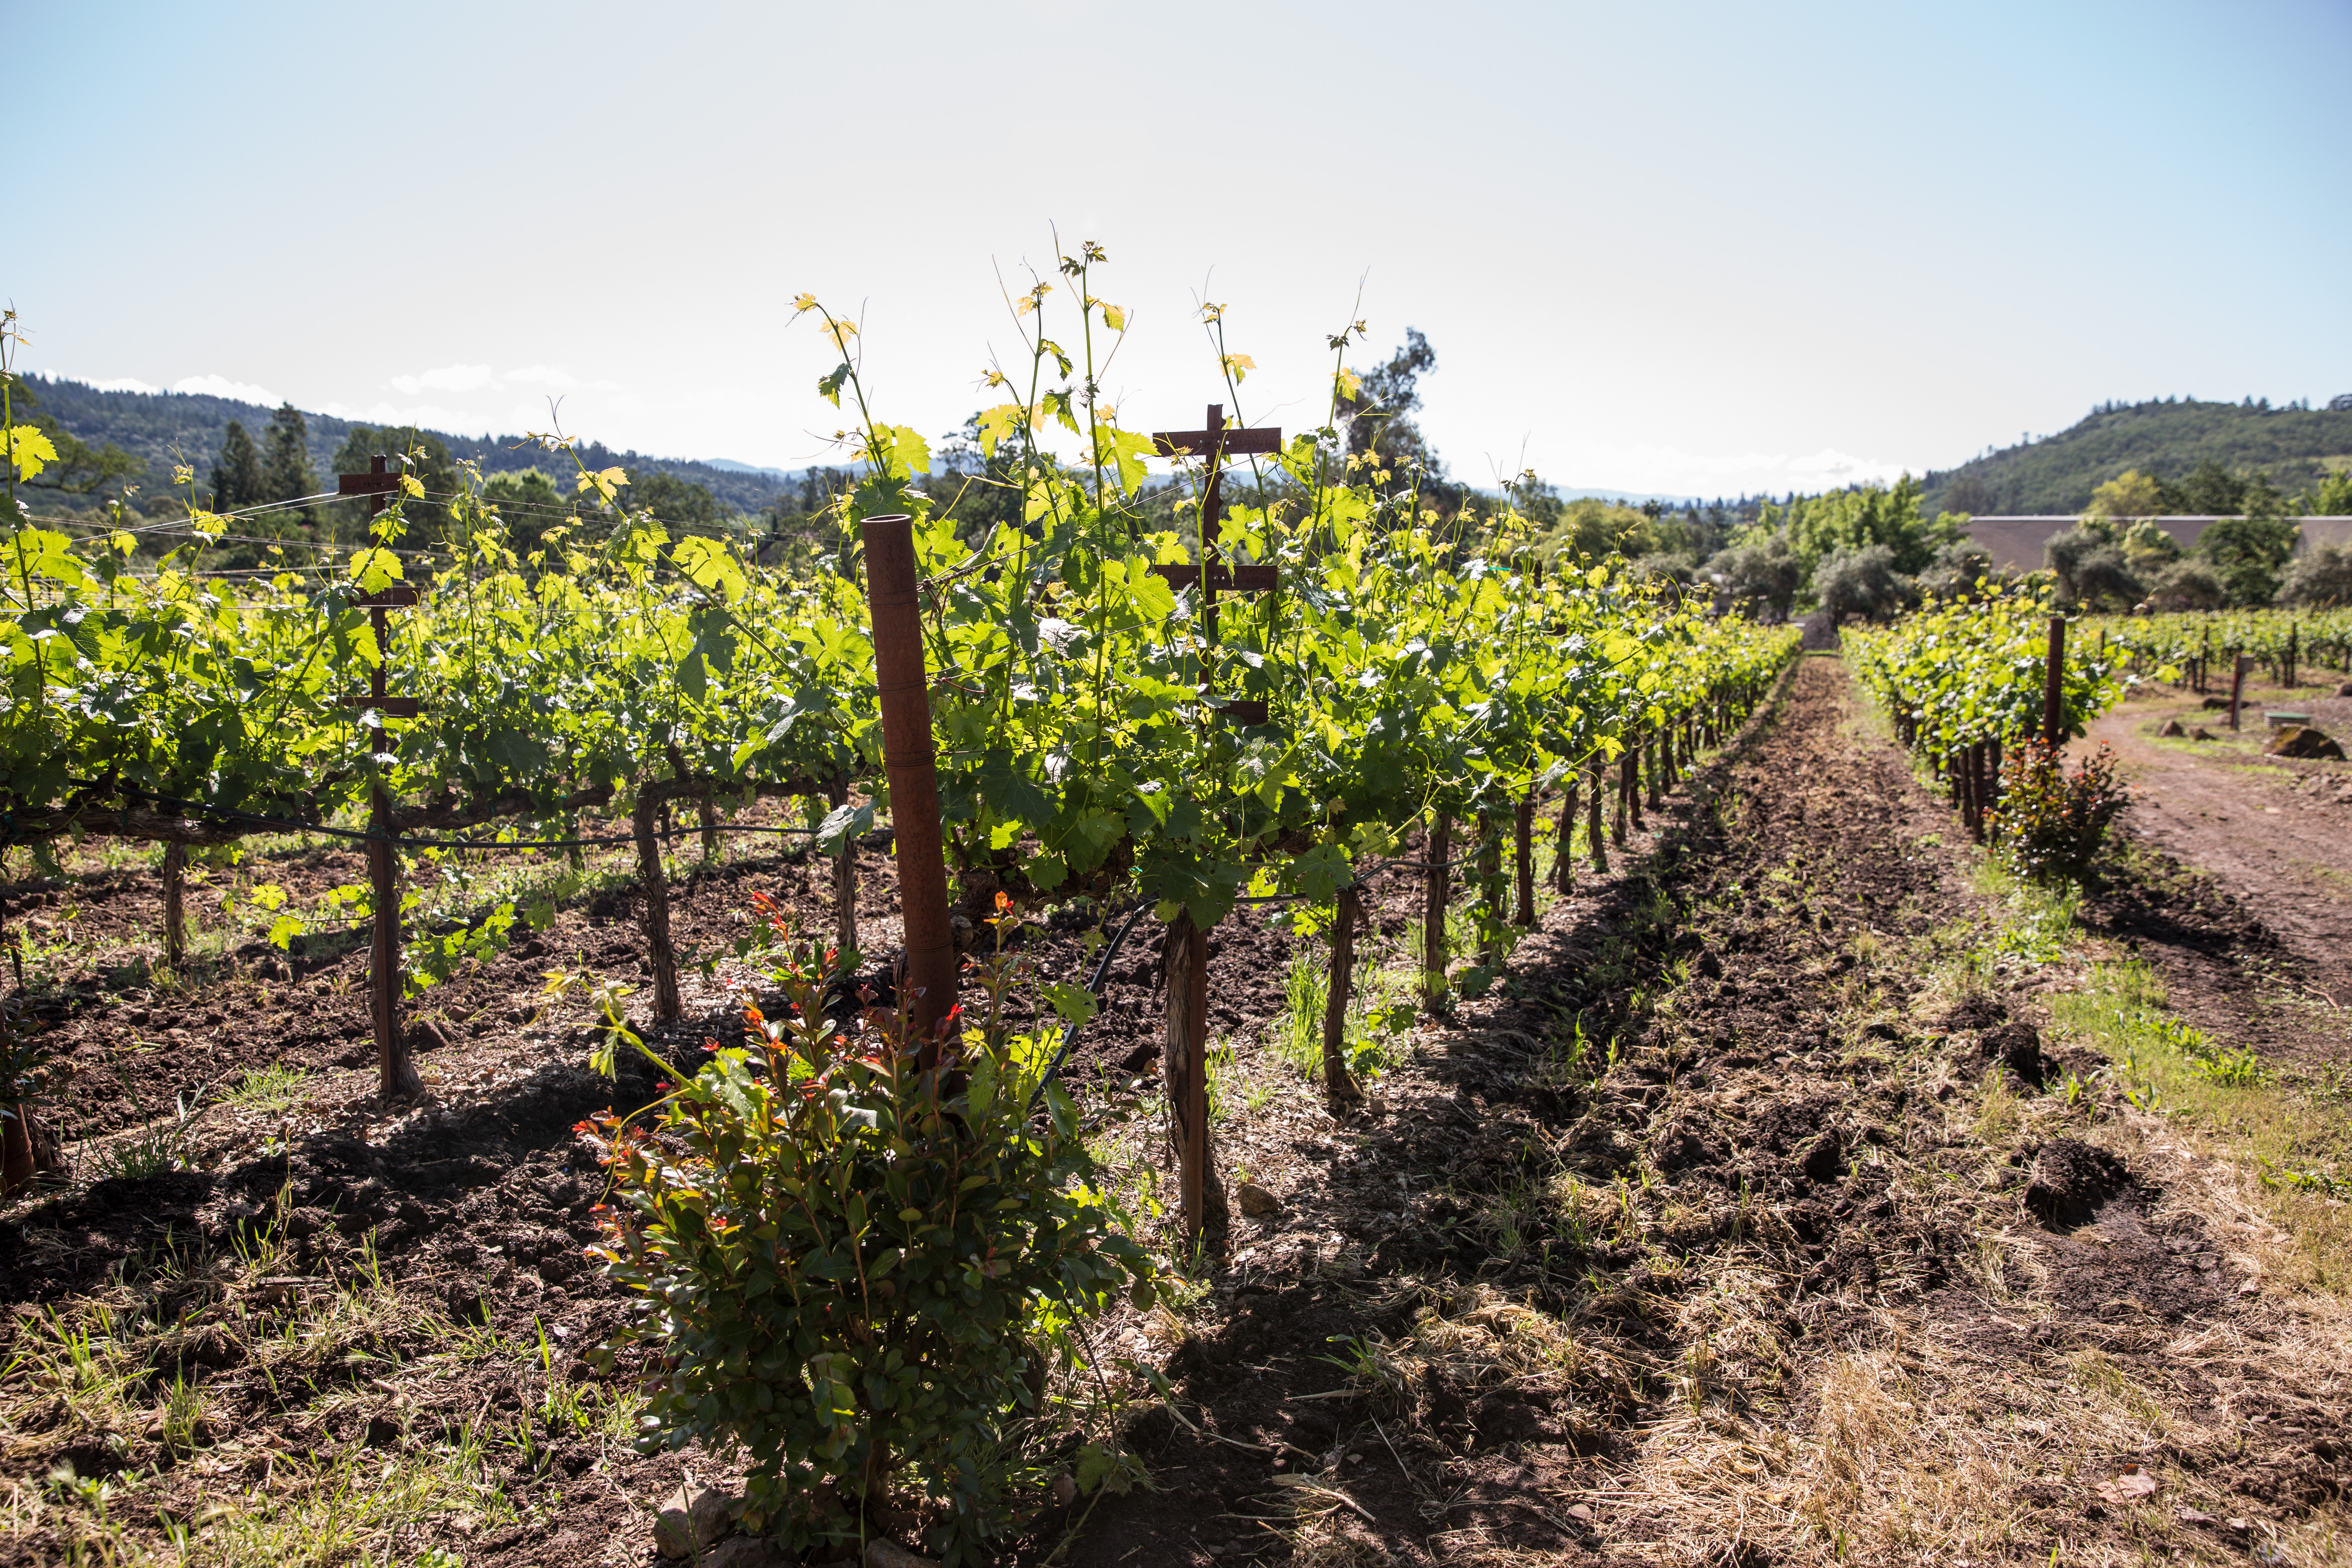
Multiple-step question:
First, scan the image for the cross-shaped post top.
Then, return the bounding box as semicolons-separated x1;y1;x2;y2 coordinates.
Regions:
1150;403;1283;463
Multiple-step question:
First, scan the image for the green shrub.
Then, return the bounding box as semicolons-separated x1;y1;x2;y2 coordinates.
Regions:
583;897;1166;1562
1986;739;2128;882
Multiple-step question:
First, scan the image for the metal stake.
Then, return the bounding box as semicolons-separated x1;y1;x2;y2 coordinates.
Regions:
860;514;957;1062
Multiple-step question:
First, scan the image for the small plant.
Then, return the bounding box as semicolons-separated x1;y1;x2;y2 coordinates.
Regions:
160;1370;204;1448
583;896;1167;1563
95;1088;200;1180
2188;1040;2270;1088
1985;739;2129;882
219;1063;310;1114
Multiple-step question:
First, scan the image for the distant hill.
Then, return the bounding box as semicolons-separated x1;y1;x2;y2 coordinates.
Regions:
17;375;808;515
1921;396;2352;516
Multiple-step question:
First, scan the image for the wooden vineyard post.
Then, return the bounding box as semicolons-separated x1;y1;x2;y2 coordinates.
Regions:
1147;405;1283;1238
2230;654;2251;733
1552;775;1580;895
861;514;958;1060
1161;909;1212;1232
1421;813;1451;1010
1513;795;1536;927
1613;747;1633;844
160;841;186;968
2042;615;2065;748
1475;811;1503;967
826;771;860;958
1320;881;1363;1108
1585;761;1608;873
631;788;683;1021
336;457;424;1099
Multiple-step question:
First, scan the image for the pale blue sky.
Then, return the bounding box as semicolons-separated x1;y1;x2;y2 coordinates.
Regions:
11;0;2349;497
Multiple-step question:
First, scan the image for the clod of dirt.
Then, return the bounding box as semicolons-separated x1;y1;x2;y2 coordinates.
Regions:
1237;1182;1281;1216
1797;1131;1843;1183
866;1541;940;1568
1984;1021;2053;1088
2158;718;2186;737
2023;1139;2129;1229
655;1485;736;1559
2265;725;2347;761
1695;948;1724;979
2192;726;2218;742
1936;991;2009;1033
2337;682;2352;698
705;1540;791;1568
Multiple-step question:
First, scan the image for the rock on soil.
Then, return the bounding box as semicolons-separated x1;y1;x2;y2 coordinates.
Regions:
2265;724;2347;760
654;1483;737;1557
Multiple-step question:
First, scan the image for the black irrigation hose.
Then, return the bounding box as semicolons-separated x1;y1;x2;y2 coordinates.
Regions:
13;786;820;853
1027;902;1154;1115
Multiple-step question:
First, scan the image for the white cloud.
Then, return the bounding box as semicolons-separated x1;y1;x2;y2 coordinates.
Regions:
322;399;506;433
389;363;494;395
83;375;161;394
378;363;621;401
172;373;283;406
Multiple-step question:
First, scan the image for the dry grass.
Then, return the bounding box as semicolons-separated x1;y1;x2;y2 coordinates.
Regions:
2056;958;2352;1298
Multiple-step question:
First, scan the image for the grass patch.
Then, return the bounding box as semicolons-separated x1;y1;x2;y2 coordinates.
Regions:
217;1063;312;1115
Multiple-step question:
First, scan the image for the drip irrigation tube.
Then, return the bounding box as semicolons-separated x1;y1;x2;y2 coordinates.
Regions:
19;786;820;853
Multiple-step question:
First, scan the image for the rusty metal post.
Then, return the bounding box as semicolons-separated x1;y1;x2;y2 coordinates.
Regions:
2042;615;2065;748
861;514;957;1061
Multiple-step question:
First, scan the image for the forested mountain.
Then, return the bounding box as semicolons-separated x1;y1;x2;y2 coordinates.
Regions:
12;374;802;516
1921;396;2352;516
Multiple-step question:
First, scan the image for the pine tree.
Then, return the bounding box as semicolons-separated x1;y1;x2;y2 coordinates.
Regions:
260;403;316;510
211;421;262;512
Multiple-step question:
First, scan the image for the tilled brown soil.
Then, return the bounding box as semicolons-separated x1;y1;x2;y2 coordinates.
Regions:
6;659;2350;1567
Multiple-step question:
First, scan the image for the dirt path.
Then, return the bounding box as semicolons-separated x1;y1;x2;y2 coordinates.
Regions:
2085;681;2352;1002
1066;657;2352;1568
